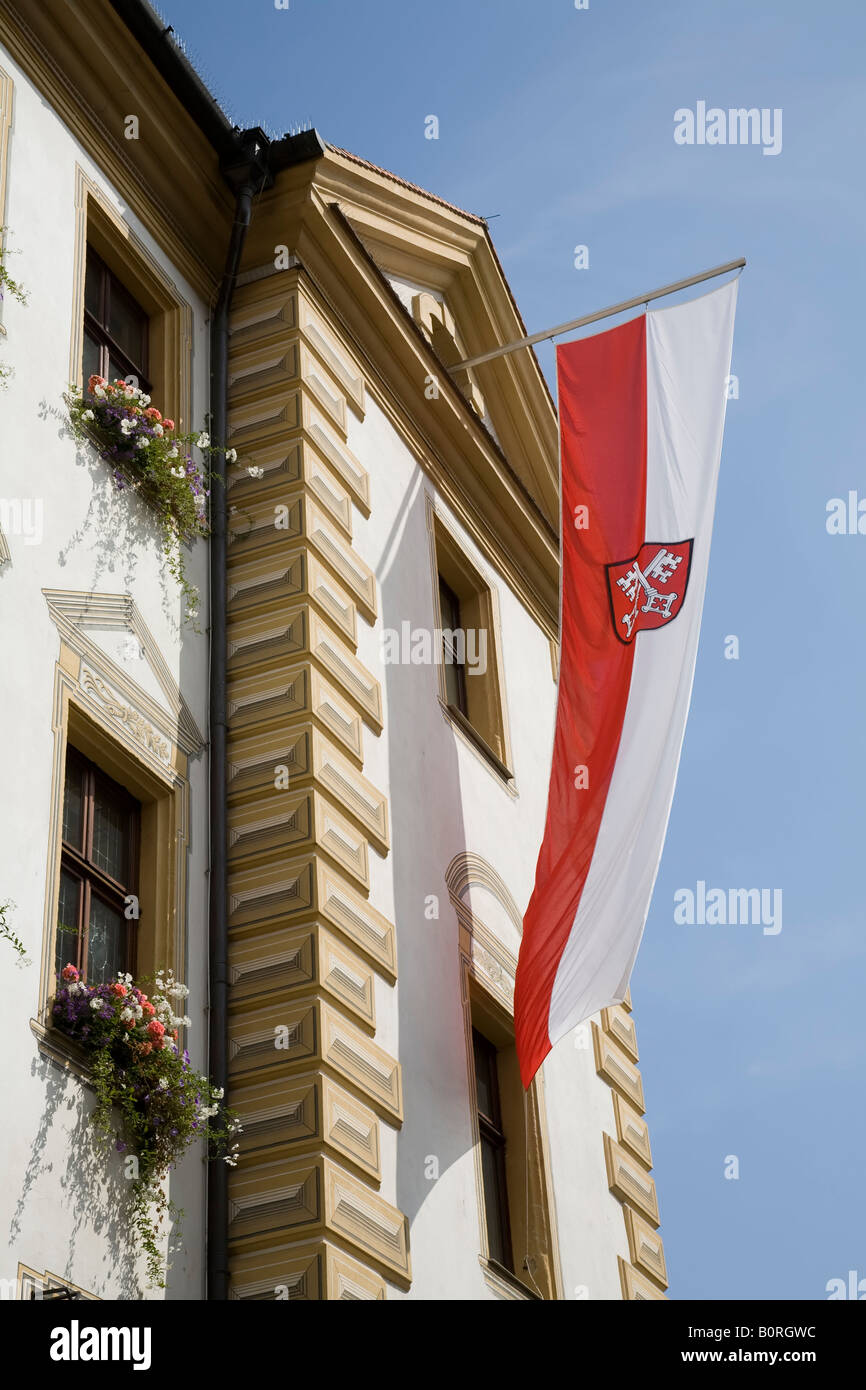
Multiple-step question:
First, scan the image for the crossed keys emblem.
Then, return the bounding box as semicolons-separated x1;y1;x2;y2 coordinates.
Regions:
605;540;694;645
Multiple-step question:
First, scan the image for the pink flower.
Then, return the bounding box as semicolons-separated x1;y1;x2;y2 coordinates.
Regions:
144;407;162;422
87;374;106;393
141;1001;155;1018
146;1019;165;1040
61;964;79;981
110;982;127;997
162;418;176;432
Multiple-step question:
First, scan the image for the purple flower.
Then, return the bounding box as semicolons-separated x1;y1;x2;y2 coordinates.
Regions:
115;1139;127;1153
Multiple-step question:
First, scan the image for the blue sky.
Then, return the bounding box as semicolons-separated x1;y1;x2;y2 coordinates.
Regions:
160;0;866;1298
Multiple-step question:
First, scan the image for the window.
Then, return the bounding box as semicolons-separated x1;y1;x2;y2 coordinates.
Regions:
431;512;512;781
472;1027;513;1270
55;749;140;985
17;1264;98;1301
83;247;150;390
438;575;468;716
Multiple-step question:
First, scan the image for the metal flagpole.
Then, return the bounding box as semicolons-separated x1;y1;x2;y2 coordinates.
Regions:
448;257;745;373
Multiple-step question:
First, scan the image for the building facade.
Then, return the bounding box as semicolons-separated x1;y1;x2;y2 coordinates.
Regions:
0;0;667;1301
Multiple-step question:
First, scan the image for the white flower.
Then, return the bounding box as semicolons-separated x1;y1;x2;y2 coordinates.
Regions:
140;394;151;407
153;423;164;437
93;385;106;398
133;1004;143;1020
247;465;264;479
213;1087;224;1100
119;418;134;436
225;448;237;464
158;1077;169;1090
171;465;185;478
82;409;94;421
120;1007;134;1022
197;431;210;449
135;436;147;450
89;997;103;1011
168;445;179;459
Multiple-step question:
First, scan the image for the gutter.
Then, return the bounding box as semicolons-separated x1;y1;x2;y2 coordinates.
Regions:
106;0;237;156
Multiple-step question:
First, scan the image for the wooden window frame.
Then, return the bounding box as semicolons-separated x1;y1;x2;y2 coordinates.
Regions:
57;748;140;984
438;573;469;717
70;167;193;431
83;246;151;391
472;1025;514;1273
430;508;514;783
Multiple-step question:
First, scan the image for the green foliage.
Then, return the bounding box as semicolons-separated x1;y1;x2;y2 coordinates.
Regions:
53;964;241;1289
63;376;229;624
0;227;28;389
0;900;27;959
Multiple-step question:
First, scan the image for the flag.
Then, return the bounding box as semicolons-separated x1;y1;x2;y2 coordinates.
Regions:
515;277;739;1086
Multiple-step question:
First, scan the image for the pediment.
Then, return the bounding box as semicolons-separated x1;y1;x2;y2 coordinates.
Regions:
43;589;205;759
312;147;560;530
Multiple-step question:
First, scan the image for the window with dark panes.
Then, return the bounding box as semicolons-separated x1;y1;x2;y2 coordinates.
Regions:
438;574;468;716
472;1027;513;1271
83;248;150;391
55;749;140;986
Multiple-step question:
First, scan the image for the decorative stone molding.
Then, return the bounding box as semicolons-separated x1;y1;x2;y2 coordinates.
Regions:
612;1093;653;1170
80;669;171;765
623;1206;668;1290
591;982;666;1299
592;1021;645;1113
229;1240;386;1301
617;1255;667;1301
43;589;204;760
224;272;407;1298
602;1133;660;1227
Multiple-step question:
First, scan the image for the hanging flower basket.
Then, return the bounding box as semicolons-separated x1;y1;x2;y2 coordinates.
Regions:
52;963;241;1289
63;377;235;622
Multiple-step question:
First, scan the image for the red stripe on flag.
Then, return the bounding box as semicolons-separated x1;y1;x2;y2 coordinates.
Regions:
515;314;648;1086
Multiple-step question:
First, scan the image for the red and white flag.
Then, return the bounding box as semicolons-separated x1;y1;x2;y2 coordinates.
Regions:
515;277;738;1086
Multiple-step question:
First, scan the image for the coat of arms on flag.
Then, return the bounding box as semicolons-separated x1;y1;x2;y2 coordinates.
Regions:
606;539;693;642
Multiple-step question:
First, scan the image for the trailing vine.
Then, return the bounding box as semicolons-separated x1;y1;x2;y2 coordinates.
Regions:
64;376;236;624
0;227;28;388
52;963;240;1289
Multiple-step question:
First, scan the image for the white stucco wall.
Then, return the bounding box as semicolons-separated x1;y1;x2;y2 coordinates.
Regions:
346;391;633;1299
0;47;211;1300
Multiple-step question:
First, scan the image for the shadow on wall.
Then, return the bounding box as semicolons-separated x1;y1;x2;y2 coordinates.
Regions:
40;397;192;640
23;401;209;1297
10;1051;146;1299
377;475;479;1248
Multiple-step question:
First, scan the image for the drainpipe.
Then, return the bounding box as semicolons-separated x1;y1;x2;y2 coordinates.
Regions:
208;128;272;1301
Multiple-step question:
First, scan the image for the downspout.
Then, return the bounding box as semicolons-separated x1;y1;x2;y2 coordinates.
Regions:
208;128;272;1301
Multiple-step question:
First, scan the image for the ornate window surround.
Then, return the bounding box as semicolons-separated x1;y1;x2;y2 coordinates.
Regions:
69;165;193;432
426;494;516;794
31;589;204;1058
446;851;564;1301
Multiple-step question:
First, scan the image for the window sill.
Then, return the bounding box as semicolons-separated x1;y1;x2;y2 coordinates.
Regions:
479;1256;541;1301
443;702;514;785
30;1017;94;1086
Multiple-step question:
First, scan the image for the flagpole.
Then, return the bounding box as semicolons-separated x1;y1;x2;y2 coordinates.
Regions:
449;257;745;373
